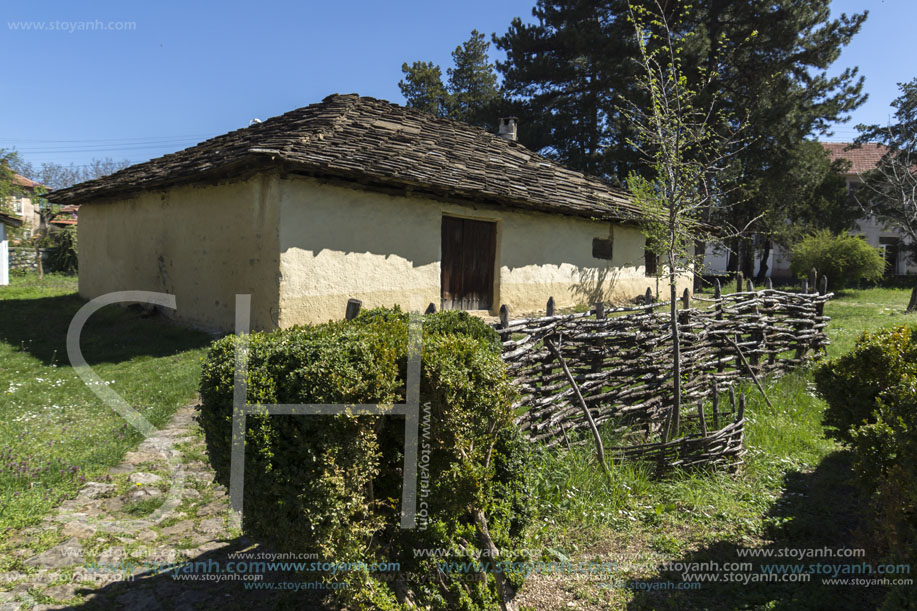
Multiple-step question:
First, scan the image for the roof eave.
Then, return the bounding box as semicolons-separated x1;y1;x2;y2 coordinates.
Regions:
48;152;647;224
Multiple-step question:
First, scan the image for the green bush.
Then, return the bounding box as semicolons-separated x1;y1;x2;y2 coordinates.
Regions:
814;326;917;442
199;308;529;610
790;230;885;289
814;325;917;601
48;227;78;274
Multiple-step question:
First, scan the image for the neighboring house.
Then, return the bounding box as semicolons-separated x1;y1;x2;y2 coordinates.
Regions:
49;204;79;229
5;173;46;237
822;142;917;276
0;211;24;286
703;142;917;279
49;94;681;332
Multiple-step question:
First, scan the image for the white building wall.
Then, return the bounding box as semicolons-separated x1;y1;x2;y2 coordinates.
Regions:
0;224;8;286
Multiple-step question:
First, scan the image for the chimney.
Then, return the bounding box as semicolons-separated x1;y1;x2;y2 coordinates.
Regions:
498;117;518;141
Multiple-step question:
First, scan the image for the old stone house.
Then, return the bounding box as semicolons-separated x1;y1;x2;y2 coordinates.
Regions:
49;94;681;332
5;173;45;238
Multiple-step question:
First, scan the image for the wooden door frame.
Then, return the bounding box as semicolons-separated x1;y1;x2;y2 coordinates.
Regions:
440;213;500;312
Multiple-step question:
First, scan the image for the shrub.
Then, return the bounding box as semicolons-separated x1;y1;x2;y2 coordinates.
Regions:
813;326;917;442
199;308;529;609
48;227;78;273
790;230;885;289
813;325;917;603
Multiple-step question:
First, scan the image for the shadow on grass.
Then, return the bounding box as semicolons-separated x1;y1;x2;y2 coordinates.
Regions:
627;451;892;611
64;537;337;610
0;293;214;366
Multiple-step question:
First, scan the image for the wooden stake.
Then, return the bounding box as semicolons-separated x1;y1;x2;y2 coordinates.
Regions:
725;334;774;411
345;298;362;320
545;337;610;481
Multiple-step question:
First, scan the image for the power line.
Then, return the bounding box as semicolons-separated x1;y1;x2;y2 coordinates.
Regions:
0;133;212;144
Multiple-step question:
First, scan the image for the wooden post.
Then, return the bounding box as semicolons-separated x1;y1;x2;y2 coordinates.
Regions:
711;382;720;429
645;287;653;305
734;333;743;374
592;302;605;373
715;280;724;374
678;288;691;327
698;400;708;437
908;284;917;313
737;393;746;423
746;278;754;293
546;296;555;317
765;277;773;290
749;282;761;369
499;304;510;329
800;278;809;294
345;298;362;321
424;302;436;315
809;267;817;294
736;271;744;294
816;275;828;318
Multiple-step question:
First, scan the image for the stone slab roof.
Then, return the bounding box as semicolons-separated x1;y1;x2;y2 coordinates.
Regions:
48;94;643;222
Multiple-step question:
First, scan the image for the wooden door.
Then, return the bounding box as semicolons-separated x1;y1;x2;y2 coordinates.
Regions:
441;216;496;310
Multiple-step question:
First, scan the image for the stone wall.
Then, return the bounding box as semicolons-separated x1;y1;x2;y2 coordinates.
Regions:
9;247;51;272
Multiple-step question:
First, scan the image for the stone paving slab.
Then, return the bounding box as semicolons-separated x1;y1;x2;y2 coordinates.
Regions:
0;404;332;610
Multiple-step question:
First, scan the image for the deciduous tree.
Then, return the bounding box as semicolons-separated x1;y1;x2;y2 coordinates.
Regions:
856;78;917;310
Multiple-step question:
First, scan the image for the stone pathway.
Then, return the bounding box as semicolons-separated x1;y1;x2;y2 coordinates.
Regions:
0;404;328;610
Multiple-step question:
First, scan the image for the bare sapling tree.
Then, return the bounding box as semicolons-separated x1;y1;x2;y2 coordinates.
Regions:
855;78;917;311
621;1;745;440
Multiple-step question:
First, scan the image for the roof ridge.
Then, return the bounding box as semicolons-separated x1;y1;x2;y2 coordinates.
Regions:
47;93;642;221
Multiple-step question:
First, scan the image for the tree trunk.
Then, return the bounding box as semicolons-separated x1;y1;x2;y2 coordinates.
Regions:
726;236;739;273
34;243;43;279
668;256;680;441
756;238;771;283
908;282;917;313
693;238;707;291
740;238;755;280
472;509;518;611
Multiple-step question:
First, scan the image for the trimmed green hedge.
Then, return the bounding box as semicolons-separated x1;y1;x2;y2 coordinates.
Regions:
199;308;529;609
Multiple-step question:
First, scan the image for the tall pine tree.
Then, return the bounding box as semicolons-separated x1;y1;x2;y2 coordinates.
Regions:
399;30;502;128
496;1;867;274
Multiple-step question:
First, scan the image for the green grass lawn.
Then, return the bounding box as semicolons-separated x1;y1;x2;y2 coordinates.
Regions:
0;274;211;535
523;287;916;610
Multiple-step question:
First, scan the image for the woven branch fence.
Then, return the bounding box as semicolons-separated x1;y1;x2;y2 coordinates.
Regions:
491;272;832;471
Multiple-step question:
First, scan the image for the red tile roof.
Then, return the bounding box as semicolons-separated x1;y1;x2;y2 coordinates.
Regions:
822;142;888;175
11;173;44;190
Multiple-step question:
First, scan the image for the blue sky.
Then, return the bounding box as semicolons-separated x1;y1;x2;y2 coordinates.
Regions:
0;0;912;169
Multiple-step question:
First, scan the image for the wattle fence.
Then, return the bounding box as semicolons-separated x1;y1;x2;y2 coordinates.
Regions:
491;275;832;470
